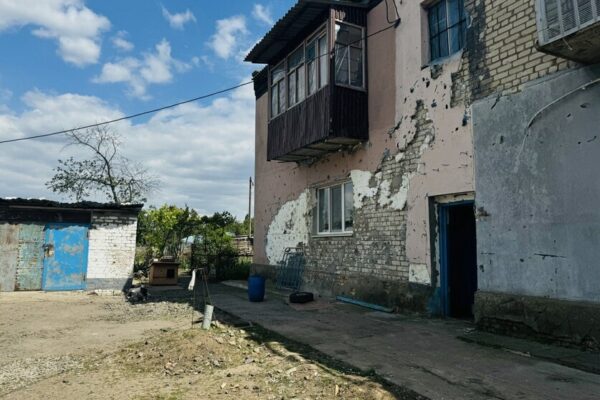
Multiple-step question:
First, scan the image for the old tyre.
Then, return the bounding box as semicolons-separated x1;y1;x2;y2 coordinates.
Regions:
289;291;314;304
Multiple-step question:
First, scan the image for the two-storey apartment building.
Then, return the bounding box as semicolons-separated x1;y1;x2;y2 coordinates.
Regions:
246;0;600;347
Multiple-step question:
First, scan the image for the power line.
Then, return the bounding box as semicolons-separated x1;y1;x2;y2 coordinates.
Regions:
0;20;399;146
0;82;253;144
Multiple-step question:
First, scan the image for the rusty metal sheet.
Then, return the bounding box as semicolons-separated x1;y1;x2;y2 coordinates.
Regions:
0;224;19;292
15;224;45;291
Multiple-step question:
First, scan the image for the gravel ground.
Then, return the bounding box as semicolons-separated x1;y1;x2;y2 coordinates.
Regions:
0;355;85;395
0;290;422;400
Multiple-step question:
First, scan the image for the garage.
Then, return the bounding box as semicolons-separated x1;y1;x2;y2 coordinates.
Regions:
0;198;141;292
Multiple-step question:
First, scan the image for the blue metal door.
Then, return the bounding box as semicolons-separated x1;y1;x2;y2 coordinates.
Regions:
42;224;89;291
439;201;477;318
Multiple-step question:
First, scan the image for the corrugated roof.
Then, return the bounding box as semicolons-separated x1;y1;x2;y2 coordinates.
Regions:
0;198;143;212
245;0;379;64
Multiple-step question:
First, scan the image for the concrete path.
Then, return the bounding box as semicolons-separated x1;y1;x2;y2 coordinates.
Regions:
210;284;600;400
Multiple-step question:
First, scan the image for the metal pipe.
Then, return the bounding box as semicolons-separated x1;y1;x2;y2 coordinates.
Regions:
336;295;394;313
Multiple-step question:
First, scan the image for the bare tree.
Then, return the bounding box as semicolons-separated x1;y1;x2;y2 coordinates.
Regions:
46;126;158;204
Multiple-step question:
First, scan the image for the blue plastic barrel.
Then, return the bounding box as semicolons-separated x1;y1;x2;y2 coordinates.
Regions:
248;275;266;302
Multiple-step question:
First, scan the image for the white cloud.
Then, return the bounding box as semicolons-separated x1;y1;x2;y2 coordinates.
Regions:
161;5;196;30
252;4;274;26
208;15;248;59
94;39;190;99
112;31;134;52
0;84;255;218
0;0;110;67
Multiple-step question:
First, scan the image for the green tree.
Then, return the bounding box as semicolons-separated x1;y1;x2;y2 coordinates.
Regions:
138;205;201;260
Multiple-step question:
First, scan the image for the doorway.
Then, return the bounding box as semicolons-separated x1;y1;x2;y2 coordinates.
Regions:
42;223;89;291
439;201;477;319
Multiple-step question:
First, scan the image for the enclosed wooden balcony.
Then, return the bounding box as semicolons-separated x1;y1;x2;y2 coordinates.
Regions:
246;1;376;163
267;85;368;162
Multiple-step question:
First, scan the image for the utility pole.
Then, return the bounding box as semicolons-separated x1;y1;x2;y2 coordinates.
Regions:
248;177;253;238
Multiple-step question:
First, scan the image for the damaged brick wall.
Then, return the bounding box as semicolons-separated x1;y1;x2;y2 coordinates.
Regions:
302;101;436;309
253;0;474;312
464;0;577;102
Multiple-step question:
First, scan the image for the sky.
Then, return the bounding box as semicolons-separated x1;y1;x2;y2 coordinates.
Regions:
0;0;295;218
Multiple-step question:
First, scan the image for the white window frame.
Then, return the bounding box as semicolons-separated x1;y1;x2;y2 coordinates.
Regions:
316;181;354;236
269;23;329;120
333;20;366;91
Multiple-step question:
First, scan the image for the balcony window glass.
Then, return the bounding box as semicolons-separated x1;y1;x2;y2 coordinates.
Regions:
269;27;328;120
428;0;467;62
334;22;364;89
271;63;285;117
307;41;318;95
317;182;354;234
318;35;328;87
288;46;305;106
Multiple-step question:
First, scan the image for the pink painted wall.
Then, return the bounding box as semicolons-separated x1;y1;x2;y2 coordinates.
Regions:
253;1;397;265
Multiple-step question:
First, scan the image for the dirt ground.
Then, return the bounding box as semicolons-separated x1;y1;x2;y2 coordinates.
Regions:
0;290;419;400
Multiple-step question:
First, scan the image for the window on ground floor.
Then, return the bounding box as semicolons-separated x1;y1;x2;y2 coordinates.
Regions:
316;181;354;234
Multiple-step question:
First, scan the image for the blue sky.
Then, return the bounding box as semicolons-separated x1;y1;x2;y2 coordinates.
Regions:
0;0;294;218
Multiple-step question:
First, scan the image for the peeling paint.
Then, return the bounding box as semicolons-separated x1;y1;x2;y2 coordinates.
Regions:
350;170;379;208
377;180;392;207
265;190;311;265
389;173;414;210
409;263;431;285
352;169;413;211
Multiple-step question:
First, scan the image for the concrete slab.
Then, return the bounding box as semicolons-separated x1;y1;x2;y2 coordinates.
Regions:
459;331;600;375
210;283;600;400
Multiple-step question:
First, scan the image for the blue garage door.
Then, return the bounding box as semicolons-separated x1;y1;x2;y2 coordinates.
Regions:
42;223;89;291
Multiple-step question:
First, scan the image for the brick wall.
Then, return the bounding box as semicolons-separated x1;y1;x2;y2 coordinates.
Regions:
465;0;578;101
303;101;435;309
87;211;138;289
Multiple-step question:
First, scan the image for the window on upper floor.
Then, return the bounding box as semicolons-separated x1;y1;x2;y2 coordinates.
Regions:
334;22;365;89
288;46;305;107
316;181;354;234
427;0;467;62
271;62;286;117
269;27;328;119
307;33;328;96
